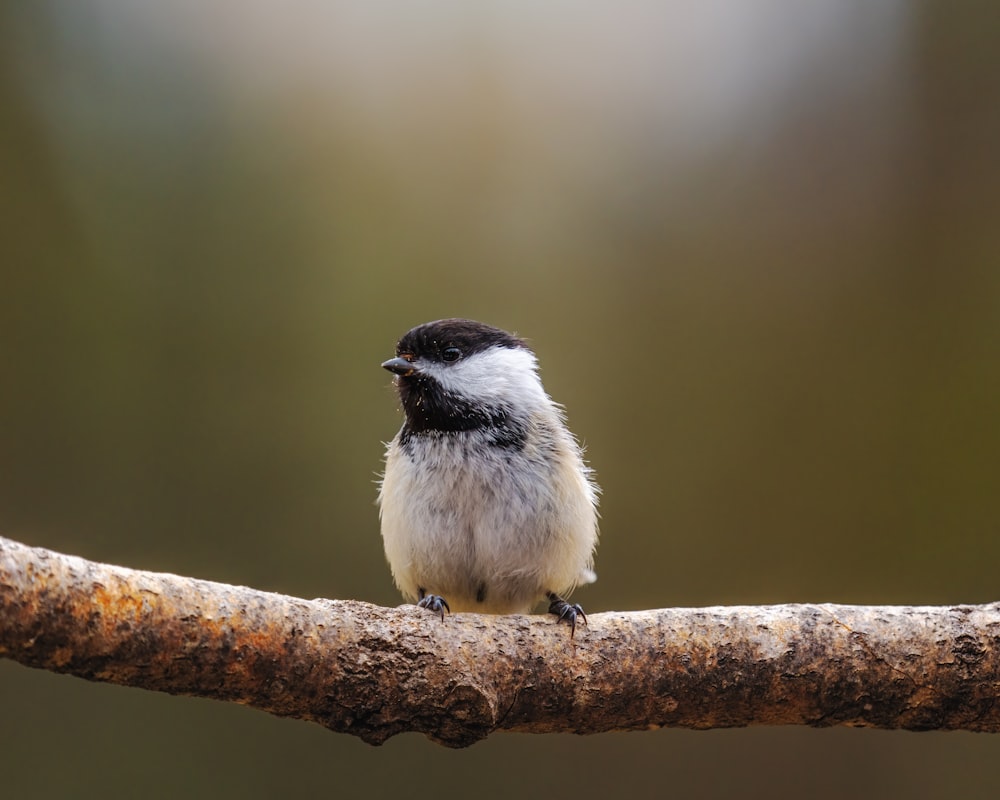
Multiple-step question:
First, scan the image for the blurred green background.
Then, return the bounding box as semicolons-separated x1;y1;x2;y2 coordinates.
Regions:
2;2;1000;797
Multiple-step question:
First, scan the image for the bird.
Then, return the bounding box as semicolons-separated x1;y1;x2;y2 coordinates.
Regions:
377;318;599;635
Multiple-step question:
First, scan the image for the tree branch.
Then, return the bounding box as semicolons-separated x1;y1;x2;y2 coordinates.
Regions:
1;535;998;747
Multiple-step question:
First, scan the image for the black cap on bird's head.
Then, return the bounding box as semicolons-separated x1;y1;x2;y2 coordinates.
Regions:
381;318;527;377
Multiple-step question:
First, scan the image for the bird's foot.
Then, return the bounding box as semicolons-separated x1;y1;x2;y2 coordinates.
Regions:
417;589;450;621
546;592;587;637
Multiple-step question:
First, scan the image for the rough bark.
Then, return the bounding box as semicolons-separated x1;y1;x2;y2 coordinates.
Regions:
1;535;999;747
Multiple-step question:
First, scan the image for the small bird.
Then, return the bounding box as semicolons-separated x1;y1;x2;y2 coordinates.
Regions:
378;318;599;634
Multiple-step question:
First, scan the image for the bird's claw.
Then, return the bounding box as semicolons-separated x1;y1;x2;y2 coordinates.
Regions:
417;592;450;621
547;593;587;638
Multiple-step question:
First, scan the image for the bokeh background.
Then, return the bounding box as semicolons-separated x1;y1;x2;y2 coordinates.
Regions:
3;2;1000;797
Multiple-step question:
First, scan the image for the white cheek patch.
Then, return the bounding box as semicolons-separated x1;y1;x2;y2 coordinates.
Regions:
417;346;548;409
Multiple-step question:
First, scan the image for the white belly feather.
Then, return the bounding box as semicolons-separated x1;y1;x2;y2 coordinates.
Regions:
378;416;598;614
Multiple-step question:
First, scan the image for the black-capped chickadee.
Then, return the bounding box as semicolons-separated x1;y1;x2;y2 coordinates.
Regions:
378;318;599;635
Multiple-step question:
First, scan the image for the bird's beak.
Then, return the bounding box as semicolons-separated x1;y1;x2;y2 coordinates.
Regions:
382;357;418;377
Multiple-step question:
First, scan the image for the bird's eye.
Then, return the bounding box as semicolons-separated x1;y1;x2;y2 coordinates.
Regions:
441;346;462;362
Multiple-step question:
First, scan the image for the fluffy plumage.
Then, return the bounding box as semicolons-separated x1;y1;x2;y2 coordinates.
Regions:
377;318;599;617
